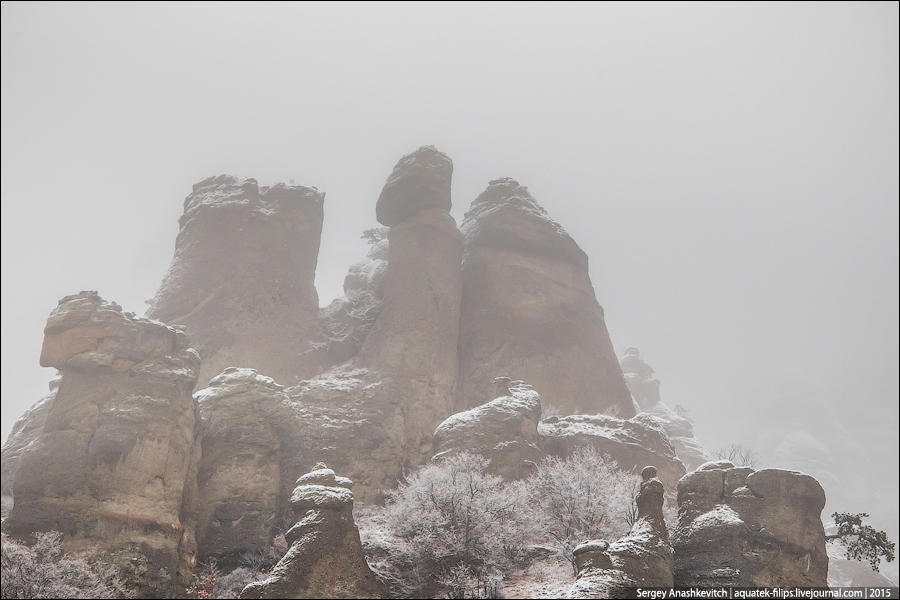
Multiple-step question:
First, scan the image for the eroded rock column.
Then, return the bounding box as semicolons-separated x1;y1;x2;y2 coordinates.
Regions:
147;175;325;388
458;178;634;417
358;145;463;461
5;291;202;595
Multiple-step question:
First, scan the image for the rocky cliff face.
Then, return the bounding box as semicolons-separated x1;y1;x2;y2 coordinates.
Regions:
621;348;711;471
567;465;673;598
147;175;325;388
239;467;384;599
0;379;57;499
458;178;634;418
5;292;202;595
672;461;828;588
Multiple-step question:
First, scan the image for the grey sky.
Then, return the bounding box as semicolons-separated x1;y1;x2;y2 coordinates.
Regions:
2;1;897;515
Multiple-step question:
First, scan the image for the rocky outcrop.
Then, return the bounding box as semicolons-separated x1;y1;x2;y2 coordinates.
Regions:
567;466;673;598
195;368;301;568
458;178;634;418
147;175;325;388
433;378;542;480
1;379;57;499
5;292;202;595
539;413;686;491
358;146;463;464
240;468;384;599
621;348;711;471
672;461;828;588
314;238;388;368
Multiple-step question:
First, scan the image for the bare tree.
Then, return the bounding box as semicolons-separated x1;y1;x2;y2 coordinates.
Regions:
714;443;758;468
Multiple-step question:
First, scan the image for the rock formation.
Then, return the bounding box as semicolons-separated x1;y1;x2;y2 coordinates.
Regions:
194;368;300;568
567;466;674;598
239;468;384;599
147;175;325;388
621;348;711;471
672;461;828;588
458;178;634;417
540;412;686;491
1;378;57;499
5;292;202;595
433;378;543;480
358;146;463;462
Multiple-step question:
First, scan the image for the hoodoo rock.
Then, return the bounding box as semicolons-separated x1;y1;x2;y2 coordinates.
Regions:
672;461;828;587
147;175;325;388
567;466;674;598
433;378;543;480
458;178;634;417
5;292;202;595
239;468;384;599
359;146;463;464
621;348;711;471
194;368;300;568
539;412;687;491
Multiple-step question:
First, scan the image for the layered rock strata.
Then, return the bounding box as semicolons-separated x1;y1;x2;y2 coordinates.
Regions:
432;378;543;480
672;461;828;587
458;178;634;417
540;413;686;491
240;468;384;599
194;368;300;568
621;348;710;471
5;291;202;595
147;175;325;388
567;466;674;598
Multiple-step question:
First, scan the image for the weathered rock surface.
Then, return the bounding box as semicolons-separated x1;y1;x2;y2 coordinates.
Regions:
375;145;452;227
621;348;711;471
672;461;828;588
5;292;202;595
433;378;542;480
359;146;463;464
313;238;388;369
240;468;384;599
567;466;673;598
195;368;300;568
1;379;57;499
539;413;686;491
147;175;325;388
458;178;634;417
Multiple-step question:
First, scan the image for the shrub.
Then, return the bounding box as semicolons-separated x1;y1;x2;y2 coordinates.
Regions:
1;531;130;599
525;446;640;571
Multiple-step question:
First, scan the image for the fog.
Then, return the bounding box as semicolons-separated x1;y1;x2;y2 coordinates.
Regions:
2;2;897;534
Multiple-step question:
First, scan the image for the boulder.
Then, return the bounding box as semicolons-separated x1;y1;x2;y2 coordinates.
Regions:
195;368;301;568
433;378;543;480
375;145;452;227
458;178;634;417
539;413;686;491
147;175;325;388
567;466;674;598
672;461;828;587
239;468;384;599
5;292;202;596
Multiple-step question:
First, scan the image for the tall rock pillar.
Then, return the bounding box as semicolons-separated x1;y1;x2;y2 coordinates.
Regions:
147;175;325;388
359;146;463;461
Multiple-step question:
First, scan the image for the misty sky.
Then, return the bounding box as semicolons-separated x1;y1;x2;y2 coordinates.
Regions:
2;2;897;509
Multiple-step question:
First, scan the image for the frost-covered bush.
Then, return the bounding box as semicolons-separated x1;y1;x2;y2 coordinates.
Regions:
1;531;130;599
525;446;640;570
359;453;531;598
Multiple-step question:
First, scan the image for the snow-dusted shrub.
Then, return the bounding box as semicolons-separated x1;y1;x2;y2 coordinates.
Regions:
525;446;641;570
358;453;531;598
1;531;130;599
